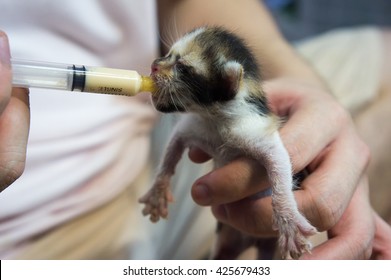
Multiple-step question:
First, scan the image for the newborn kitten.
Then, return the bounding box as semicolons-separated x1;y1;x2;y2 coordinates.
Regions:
139;26;317;259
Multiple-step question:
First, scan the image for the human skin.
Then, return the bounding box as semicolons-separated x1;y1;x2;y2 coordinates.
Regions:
0;31;30;193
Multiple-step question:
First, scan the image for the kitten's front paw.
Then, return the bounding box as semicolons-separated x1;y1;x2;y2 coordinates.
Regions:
138;177;174;223
273;212;317;259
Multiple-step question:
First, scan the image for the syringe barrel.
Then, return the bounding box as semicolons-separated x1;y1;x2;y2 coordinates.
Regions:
11;58;73;91
11;58;146;96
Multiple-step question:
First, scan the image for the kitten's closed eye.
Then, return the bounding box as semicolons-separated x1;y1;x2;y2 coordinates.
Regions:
174;60;193;72
151;53;183;71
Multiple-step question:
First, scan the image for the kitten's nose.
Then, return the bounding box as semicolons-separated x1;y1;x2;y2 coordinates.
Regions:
151;62;160;75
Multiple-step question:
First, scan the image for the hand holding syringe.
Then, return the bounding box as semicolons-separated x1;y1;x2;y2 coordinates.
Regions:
11;59;156;96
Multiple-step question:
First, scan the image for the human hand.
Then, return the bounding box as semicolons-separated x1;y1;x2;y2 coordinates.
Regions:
302;182;391;260
189;78;372;258
0;31;30;192
300;176;374;259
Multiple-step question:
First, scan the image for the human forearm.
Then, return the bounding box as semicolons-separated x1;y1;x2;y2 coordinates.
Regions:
158;0;325;85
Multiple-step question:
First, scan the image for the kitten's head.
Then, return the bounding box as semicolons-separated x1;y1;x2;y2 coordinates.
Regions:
150;26;260;113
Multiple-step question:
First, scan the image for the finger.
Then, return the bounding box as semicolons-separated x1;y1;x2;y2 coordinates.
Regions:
297;126;370;230
301;177;374;259
0;31;12;115
191;157;270;206
0;87;30;192
188;146;212;163
264;80;349;173
212;194;276;236
370;212;391;260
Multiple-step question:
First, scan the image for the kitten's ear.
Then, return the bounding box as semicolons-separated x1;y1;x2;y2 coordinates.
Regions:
222;61;243;94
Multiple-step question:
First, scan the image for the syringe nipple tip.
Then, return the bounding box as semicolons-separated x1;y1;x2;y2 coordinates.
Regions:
140;76;157;93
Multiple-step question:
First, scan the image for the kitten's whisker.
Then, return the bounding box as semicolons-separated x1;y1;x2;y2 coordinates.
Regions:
173;90;188;111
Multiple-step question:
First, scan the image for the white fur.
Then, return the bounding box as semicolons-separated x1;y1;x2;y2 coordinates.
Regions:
171;27;205;56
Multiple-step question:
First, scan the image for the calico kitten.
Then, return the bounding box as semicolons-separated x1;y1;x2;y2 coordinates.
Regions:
139;26;317;259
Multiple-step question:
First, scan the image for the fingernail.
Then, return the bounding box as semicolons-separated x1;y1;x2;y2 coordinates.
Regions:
192;184;211;205
0;31;11;67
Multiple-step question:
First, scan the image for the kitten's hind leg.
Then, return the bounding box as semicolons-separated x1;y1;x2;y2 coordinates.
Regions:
261;132;317;259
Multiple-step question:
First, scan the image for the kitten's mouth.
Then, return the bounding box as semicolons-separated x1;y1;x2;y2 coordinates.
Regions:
149;73;186;113
149;74;169;99
150;73;172;92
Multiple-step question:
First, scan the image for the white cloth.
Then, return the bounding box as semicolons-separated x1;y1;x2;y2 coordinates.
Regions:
0;0;159;257
295;26;383;113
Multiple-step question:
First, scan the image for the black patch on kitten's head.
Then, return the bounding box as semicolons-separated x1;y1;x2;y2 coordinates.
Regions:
195;27;260;81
